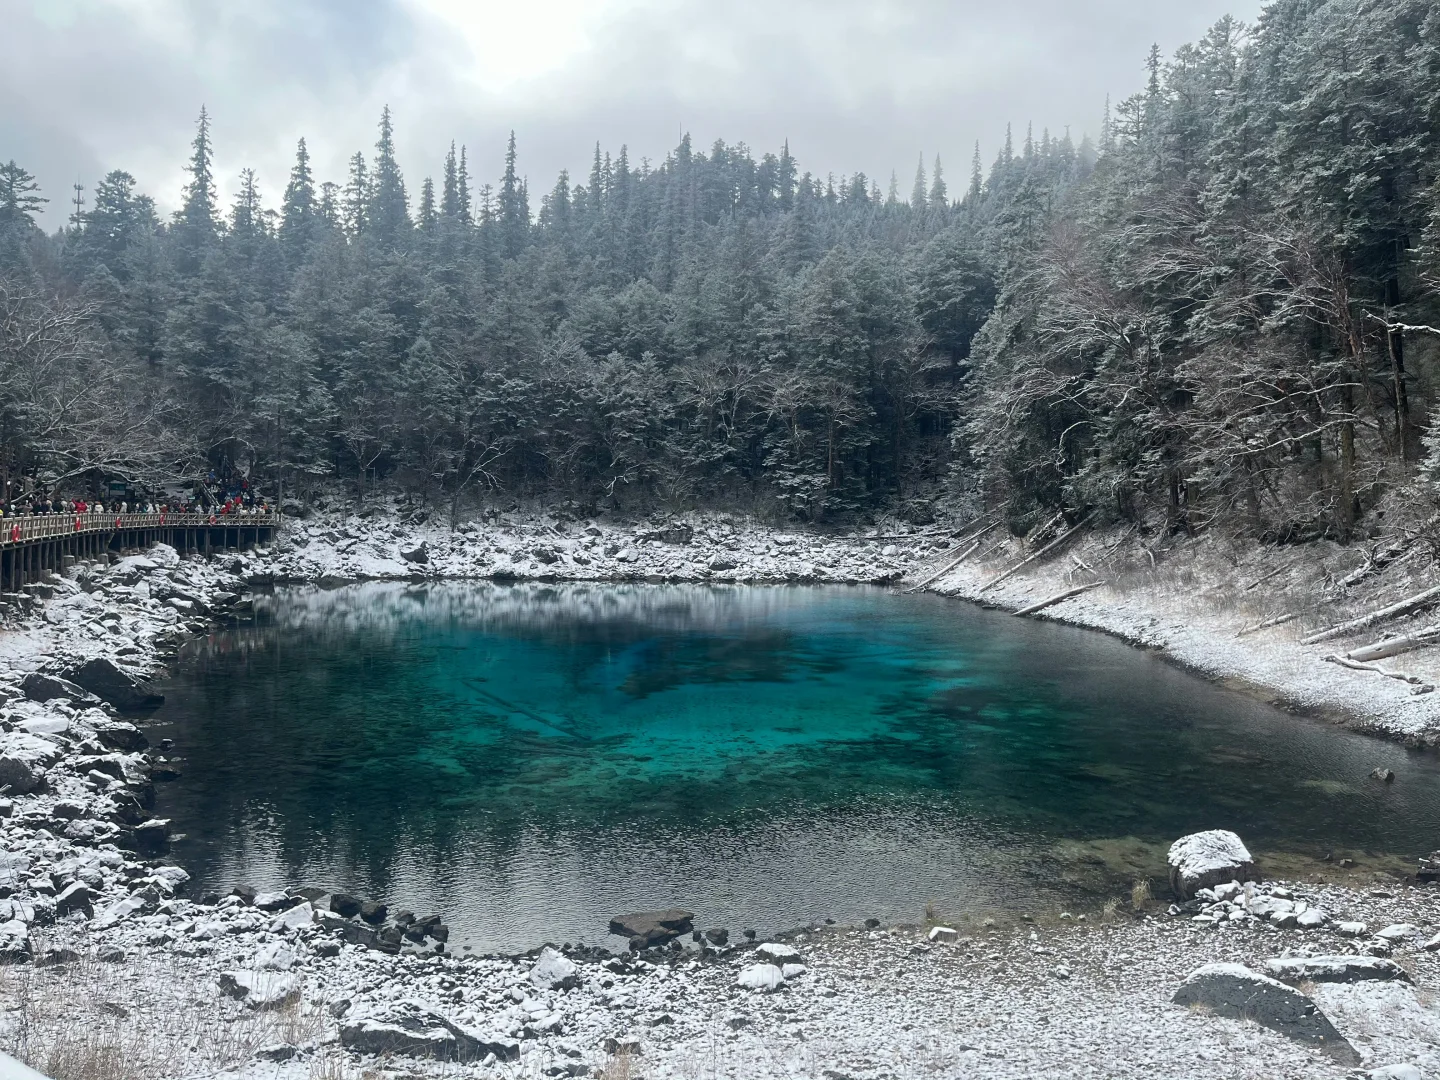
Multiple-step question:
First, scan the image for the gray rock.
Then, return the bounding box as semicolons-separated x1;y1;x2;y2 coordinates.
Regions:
528;946;578;990
359;900;387;925
339;1002;518;1062
707;556;738;572
1167;830;1256;900
1173;963;1357;1063
65;658;164;712
53;882;93;917
609;908;694;946
704;928;729;946
1366;1065;1423;1080
399;541;429;565
329;894;362;918
754;942;803;966
1263;955;1410;984
19;672;93;705
0;919;30;963
130;819;170;855
218;970;300;1011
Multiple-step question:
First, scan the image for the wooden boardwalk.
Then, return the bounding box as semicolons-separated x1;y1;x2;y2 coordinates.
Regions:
1;511;281;592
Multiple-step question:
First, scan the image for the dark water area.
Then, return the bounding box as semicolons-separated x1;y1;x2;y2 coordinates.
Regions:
148;582;1440;952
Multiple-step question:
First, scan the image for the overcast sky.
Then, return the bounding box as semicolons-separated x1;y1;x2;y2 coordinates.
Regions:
3;0;1267;230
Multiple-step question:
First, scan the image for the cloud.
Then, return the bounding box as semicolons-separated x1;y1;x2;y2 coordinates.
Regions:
1;0;1267;228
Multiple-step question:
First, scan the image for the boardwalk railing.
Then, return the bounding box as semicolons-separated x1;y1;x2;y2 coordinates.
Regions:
1;511;283;547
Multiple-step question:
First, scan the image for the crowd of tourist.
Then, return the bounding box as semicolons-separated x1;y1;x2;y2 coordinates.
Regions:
0;489;272;519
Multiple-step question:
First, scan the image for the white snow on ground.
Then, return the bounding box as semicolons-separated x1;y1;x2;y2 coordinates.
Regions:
0;507;1435;1078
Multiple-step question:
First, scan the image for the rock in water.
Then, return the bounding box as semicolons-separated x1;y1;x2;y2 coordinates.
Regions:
64;658;164;712
529;946;578;990
1263;955;1410;984
1172;963;1357;1063
1167;830;1256;900
609;909;694;946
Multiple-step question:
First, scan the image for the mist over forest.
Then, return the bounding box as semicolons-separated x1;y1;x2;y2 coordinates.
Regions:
2;0;1438;541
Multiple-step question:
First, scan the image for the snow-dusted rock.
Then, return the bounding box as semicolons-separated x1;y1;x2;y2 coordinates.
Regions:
1172;963;1356;1062
254;942;296;970
339;1001;518;1062
1337;921;1369;937
528;946;578;990
781;963;807;980
399;541;429;564
0;732;61;795
269;902;314;933
1263;955;1410;984
754;942;804;966
1366;1065;1424;1080
927;926;959;943
1167;831;1256;900
218;970;300;1011
0;918;30;962
1375;923;1421;943
1295;907;1328;929
737;963;785;991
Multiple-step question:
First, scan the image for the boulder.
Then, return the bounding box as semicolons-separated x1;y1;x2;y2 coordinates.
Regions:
64;658;164;712
1366;1066;1424;1080
269;903;314;933
754;942;803;966
529;946;578;990
1173;963;1357;1063
219;970;301;1011
707;556;738;572
359;900;387;925
704;928;729;946
1167;830;1256;900
19;672;92;705
1375;923;1421;943
129;818;169;855
329;894;362;919
609;909;694;946
1263;955;1410;984
0;919;31;963
53;883;93;917
339;1001;519;1062
0;732;61;795
399;541;429;565
737;963;784;991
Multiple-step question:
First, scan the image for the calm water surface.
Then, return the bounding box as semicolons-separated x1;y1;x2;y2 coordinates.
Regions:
149;582;1440;951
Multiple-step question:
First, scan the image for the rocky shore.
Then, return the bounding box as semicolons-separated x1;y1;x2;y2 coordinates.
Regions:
0;505;1437;1078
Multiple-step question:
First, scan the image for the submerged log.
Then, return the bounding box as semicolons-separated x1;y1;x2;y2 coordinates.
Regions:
1301;584;1440;645
1012;581;1105;617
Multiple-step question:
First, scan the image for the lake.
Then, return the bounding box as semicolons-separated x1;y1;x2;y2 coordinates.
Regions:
148;582;1440;952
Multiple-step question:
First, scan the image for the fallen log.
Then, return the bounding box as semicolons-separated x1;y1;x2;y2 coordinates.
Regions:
979;513;1094;594
1324;654;1434;694
1236;612;1299;637
906;522;1001;593
1341;624;1440;664
1012;581;1105;617
1300;584;1440;645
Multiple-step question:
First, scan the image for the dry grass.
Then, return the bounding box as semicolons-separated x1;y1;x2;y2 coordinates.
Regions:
1131;878;1156;912
598;1049;640;1080
0;934;330;1080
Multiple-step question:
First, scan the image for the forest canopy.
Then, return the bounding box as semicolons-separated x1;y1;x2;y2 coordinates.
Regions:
1;0;1438;540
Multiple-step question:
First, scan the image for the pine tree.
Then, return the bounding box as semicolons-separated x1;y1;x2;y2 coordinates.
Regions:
498;131;528;259
910;154;928;209
441;142;462;218
967;142;983;205
230;168;263;239
318;182;340;228
174;107;218;266
368;106;412;243
419;177;438;231
0;161;47;227
280;138;316;258
928;156;946;205
343;152;370;238
457;146;472;224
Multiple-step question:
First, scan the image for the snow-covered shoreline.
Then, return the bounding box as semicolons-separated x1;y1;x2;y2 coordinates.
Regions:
0;510;1438;1078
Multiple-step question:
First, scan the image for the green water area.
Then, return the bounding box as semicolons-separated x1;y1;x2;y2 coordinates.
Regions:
149;582;1440;952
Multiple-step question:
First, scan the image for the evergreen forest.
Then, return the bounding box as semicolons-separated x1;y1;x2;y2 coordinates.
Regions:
2;0;1439;540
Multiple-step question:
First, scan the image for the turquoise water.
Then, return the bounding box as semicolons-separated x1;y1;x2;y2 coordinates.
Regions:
150;582;1440;951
